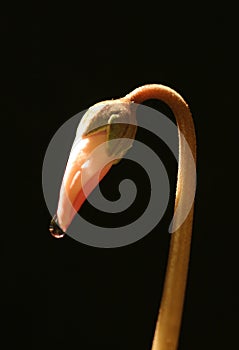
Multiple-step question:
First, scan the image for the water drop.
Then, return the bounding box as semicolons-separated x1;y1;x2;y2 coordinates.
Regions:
49;214;65;239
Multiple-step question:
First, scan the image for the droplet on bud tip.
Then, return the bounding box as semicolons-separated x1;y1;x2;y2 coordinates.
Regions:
49;214;65;239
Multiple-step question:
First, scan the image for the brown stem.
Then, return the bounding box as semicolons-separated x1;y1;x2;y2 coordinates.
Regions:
124;84;197;350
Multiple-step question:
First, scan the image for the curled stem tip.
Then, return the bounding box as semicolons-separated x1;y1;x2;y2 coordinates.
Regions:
124;84;196;350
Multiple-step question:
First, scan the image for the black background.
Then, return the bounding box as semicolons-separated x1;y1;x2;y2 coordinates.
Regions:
3;4;238;350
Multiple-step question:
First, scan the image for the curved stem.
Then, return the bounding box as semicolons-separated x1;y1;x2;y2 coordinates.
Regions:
124;84;197;350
